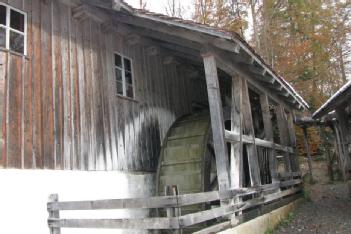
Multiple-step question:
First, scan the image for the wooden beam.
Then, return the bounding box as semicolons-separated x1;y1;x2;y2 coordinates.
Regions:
241;80;261;186
202;53;230;191
286;111;299;172
332;122;348;180
336;107;351;179
210;49;300;111
230;76;243;189
276;106;292;173
224;131;294;154
48;217;180;230
111;12;306;109
260;94;278;183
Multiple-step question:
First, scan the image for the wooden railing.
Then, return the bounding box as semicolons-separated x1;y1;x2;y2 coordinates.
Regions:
47;179;302;233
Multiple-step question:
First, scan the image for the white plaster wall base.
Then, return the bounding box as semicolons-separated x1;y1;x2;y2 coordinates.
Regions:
0;169;155;234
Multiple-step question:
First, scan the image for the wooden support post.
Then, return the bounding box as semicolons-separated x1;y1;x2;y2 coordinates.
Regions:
230;75;243;224
259;94;278;183
286;111;299;172
241;80;261;186
332;122;347;180
230;76;243;189
336;107;351;179
48;194;61;234
276;105;292;173
302;127;314;184
202;53;230;191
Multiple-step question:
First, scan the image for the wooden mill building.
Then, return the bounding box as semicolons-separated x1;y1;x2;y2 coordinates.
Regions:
313;80;351;180
0;0;308;233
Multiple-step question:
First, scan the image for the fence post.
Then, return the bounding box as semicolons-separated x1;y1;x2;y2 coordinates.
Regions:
165;186;181;234
48;194;61;234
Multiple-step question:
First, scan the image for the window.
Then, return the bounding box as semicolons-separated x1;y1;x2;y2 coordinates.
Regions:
0;4;26;55
114;53;134;99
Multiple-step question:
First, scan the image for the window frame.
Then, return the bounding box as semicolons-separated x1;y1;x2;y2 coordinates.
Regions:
114;52;135;99
0;3;27;56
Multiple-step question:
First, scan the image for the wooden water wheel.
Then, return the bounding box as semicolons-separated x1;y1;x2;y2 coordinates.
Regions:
156;111;219;228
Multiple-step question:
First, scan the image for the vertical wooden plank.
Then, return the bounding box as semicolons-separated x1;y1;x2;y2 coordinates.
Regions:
141;45;154;170
0;52;7;168
260;94;278;182
22;0;33;169
32;0;43;169
202;53;230;191
90;21;105;170
84;19;95;170
99;25;112;171
241;79;261;186
60;4;72;169
41;0;54;169
76;18;87;170
276;105;292;173
69;12;80;170
7;55;23;168
52;0;63;169
146;47;158;171
230;75;243;189
135;42;149;170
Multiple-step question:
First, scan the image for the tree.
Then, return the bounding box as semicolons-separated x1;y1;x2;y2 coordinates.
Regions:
139;0;147;10
192;0;248;37
165;0;185;18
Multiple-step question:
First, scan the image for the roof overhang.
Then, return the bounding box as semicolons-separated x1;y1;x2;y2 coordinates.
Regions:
82;0;309;110
313;80;351;119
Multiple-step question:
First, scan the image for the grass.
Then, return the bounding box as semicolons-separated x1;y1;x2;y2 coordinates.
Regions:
264;212;295;234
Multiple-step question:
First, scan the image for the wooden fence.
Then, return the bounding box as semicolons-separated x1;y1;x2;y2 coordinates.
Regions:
47;177;302;233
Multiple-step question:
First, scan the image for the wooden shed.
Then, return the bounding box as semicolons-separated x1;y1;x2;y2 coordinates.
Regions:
313;80;351;180
0;0;308;233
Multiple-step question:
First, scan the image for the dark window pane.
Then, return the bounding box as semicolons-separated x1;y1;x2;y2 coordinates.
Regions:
115;54;122;67
10;31;24;54
0;5;6;26
0;27;5;47
116;81;123;95
115;68;122;81
10;10;24;32
124;58;131;71
126;85;133;98
125;71;132;85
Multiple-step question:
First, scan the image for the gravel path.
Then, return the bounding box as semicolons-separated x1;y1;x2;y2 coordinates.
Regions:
276;182;351;234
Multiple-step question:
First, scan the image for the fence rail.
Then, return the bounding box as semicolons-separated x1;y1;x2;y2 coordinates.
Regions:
47;179;302;232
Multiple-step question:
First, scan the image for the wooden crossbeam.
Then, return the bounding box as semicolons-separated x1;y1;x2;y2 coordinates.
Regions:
224;131;294;153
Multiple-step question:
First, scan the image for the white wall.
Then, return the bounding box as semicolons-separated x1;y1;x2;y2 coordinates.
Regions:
0;169;155;234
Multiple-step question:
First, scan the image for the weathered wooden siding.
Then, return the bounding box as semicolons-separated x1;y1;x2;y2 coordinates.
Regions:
0;0;203;171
